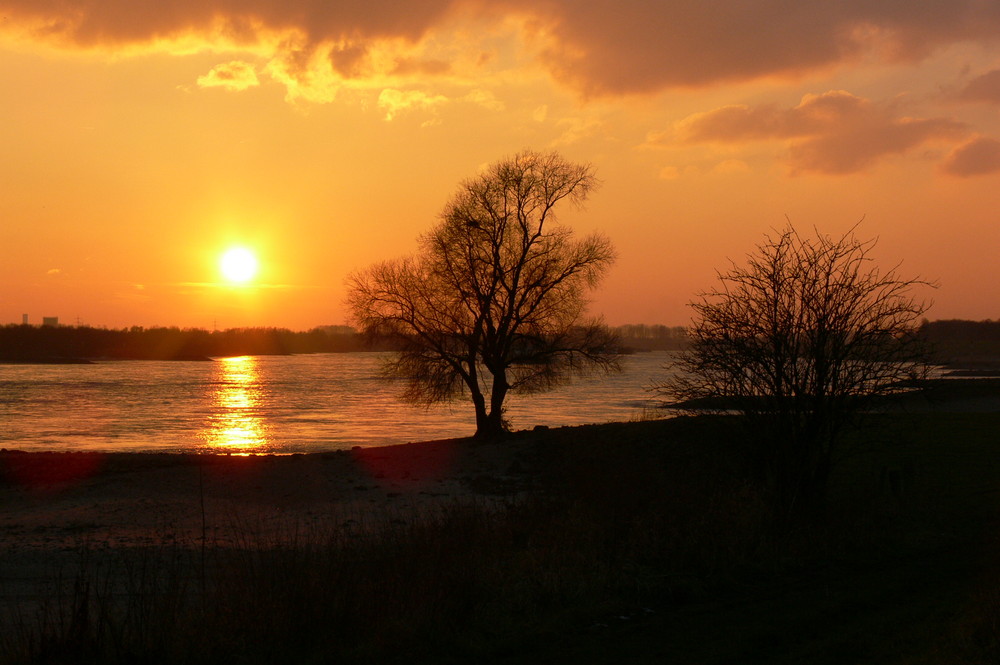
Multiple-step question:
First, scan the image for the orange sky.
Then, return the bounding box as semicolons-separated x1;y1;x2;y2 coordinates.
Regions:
1;1;999;330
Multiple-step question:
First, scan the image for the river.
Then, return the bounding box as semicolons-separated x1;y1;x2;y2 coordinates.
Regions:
0;352;674;454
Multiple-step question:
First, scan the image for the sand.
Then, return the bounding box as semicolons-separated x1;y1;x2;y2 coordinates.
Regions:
0;436;543;551
0;434;548;619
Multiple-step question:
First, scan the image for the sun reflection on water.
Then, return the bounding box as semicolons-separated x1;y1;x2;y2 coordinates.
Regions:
204;355;269;452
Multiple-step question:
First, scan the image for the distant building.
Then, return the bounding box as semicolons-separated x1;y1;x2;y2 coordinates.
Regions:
42;316;59;327
22;314;28;325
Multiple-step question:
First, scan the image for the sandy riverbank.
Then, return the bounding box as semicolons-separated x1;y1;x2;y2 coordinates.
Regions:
0;435;544;555
0;432;555;633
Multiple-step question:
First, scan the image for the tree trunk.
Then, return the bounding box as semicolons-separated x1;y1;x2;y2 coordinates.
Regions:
476;412;506;439
474;372;509;439
471;389;492;438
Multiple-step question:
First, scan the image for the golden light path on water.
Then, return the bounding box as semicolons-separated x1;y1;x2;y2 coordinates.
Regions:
204;355;269;452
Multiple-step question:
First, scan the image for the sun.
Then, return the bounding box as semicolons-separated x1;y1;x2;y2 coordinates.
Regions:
220;247;259;284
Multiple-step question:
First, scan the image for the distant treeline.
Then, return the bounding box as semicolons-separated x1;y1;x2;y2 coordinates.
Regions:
2;319;997;362
611;320;1000;354
919;319;1000;368
613;320;1000;353
613;324;689;352
0;322;689;362
0;324;387;362
919;319;1000;342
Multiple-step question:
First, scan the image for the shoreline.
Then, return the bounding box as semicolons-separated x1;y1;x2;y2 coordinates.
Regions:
5;373;1000;554
6;376;1000;457
4;377;1000;582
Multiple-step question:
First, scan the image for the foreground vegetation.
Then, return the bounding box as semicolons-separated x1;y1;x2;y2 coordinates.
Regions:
4;404;1000;664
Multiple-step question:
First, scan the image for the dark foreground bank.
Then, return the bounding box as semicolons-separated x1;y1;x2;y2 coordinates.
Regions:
3;391;1000;663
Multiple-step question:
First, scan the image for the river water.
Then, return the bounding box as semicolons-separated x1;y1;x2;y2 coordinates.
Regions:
0;352;673;454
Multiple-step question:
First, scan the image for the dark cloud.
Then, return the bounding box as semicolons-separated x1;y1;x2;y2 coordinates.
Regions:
3;0;1000;95
512;0;1000;95
958;69;1000;104
671;91;966;174
942;136;1000;176
0;0;455;47
0;0;456;84
678;92;875;142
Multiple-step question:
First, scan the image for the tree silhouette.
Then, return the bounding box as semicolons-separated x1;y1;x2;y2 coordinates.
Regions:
658;224;933;520
348;150;619;438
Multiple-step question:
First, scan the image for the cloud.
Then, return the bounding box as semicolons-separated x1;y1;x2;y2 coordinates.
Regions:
390;57;451;77
3;1;1000;100
197;60;259;91
372;87;502;122
550;115;604;146
942;136;1000;176
263;47;342;103
669;91;966;174
462;89;504;112
0;0;457;103
958;69;1000;104
712;159;751;175
0;0;455;51
519;0;1000;95
377;88;448;120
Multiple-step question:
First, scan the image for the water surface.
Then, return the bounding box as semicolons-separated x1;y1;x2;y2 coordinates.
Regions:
0;352;672;454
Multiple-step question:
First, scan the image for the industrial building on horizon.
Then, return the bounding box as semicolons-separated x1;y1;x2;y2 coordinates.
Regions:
20;314;60;327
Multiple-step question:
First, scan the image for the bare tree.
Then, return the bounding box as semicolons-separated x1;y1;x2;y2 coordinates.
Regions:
348;150;619;438
658;224;933;519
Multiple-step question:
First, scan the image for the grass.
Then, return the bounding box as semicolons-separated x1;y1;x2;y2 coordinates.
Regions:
5;410;1000;663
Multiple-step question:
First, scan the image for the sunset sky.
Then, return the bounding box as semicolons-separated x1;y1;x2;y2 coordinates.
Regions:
2;1;999;330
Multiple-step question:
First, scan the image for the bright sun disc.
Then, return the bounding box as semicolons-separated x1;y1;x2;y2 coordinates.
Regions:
220;248;259;284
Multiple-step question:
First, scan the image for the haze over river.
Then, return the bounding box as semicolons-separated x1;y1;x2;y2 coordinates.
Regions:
0;352;672;454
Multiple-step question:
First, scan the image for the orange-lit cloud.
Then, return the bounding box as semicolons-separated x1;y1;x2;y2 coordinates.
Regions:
375;87;503;122
197;60;260;91
0;0;456;104
958;69;1000;104
664;91;967;174
712;159;751;176
462;89;504;112
262;47;343;103
0;0;453;50
391;57;452;77
377;88;448;121
3;0;1000;99
942;136;1000;176
514;0;1000;94
551;115;604;146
